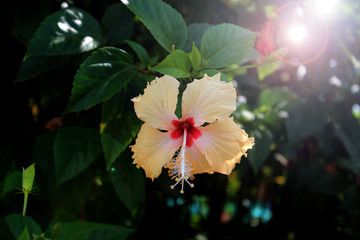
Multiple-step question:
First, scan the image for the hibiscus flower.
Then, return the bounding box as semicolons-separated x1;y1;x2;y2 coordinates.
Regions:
131;73;254;193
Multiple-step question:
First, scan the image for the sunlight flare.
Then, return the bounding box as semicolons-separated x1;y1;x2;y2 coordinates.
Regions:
287;24;307;45
310;0;339;17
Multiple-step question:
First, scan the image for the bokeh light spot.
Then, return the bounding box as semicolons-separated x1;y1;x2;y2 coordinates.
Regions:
329;59;338;68
350;84;359;94
352;104;360;118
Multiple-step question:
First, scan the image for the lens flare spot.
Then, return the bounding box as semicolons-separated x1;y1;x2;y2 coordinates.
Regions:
310;0;339;17
287;24;307;45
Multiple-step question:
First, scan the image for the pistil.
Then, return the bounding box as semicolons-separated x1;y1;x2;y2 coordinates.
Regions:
168;128;195;193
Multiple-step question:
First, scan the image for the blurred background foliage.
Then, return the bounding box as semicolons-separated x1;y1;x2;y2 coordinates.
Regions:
1;0;359;239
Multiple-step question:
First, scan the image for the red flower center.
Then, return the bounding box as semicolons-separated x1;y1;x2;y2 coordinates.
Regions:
170;117;201;147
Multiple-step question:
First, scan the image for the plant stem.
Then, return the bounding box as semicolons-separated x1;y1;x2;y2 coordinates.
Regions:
22;191;29;216
137;68;162;77
218;63;260;73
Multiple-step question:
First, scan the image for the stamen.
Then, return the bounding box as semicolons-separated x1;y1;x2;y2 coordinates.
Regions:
168;129;195;193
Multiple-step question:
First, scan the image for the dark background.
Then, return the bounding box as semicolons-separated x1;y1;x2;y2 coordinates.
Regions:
1;0;360;239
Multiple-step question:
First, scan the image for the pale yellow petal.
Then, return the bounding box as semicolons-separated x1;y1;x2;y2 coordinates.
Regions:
201;72;221;82
186;145;211;174
181;73;236;126
131;123;182;180
132;75;179;131
193;117;254;175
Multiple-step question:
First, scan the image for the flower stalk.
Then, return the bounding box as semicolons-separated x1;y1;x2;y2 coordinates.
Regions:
22;191;29;216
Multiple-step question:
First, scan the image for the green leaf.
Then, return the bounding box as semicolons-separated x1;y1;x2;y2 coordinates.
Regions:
64;47;136;113
124;0;187;52
109;151;145;217
240;49;263;64
266;47;289;63
341;43;360;75
55;221;134;240
200;23;256;68
1;170;21;200
26;7;105;57
33;233;50;240
188;43;201;70
15;55;67;82
257;47;289;81
175;82;186;119
101;3;134;45
247;129;272;173
53;127;102;185
101;134;123;171
18;227;30;240
257;62;279;81
258;87;296;108
152;50;192;78
125;40;150;66
6;214;42;240
101;90;142;170
49;171;92;214
22;163;35;192
184;23;212;52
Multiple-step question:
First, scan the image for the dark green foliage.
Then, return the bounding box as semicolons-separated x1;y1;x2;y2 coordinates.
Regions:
200;23;256;68
109;151;145;217
101;90;142;170
53;221;133;240
153;50;192;78
125;40;150;67
247;129;272;173
26;7;105;56
6;214;42;239
125;0;188;52
101;3;134;46
53;127;102;185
